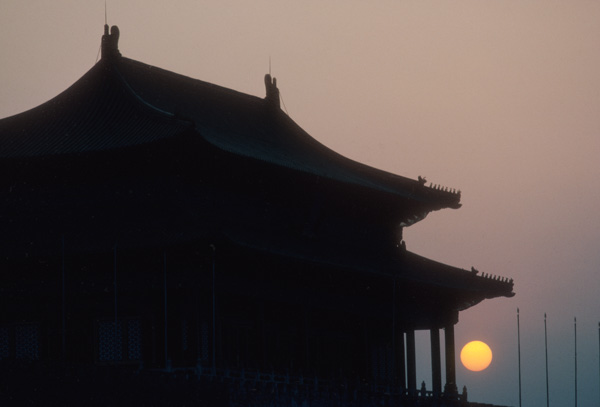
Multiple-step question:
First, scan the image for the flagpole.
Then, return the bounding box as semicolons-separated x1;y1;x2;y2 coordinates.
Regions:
518;308;522;407
574;317;577;407
545;313;549;407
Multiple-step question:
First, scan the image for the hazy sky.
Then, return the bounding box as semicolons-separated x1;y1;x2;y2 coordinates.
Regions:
2;1;600;406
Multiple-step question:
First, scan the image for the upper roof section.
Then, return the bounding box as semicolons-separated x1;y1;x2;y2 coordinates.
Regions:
0;26;461;212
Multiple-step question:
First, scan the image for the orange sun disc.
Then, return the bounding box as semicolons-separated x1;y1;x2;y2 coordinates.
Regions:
460;340;492;372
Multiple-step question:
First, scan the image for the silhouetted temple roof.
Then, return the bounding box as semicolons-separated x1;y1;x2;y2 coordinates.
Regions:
0;26;514;302
0;26;460;213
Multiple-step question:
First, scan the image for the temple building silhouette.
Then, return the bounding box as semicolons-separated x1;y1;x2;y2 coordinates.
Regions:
0;26;515;406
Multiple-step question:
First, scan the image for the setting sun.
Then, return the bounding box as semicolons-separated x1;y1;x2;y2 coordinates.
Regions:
460;341;493;372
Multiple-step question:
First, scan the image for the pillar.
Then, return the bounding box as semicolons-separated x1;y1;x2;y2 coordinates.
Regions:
304;307;310;371
430;328;442;397
444;324;458;397
259;303;266;368
406;330;417;395
397;330;406;389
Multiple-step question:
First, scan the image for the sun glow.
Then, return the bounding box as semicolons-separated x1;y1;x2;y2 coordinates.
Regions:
460;341;492;372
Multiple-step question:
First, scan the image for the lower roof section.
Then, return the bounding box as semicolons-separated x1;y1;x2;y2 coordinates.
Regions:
222;226;515;311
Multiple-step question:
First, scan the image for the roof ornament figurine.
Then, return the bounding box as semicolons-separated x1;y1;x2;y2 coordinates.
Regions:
264;73;280;108
101;24;121;60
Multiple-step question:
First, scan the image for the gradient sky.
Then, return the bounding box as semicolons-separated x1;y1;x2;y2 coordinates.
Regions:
2;2;600;406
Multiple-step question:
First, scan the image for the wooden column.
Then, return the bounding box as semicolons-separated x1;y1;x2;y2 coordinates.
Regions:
303;307;310;371
397;331;406;389
444;324;458;397
430;328;442;397
406;329;417;395
259;303;266;368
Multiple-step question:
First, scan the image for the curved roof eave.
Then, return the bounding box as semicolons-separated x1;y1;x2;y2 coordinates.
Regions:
0;60;193;159
114;57;462;210
0;49;461;211
223;227;514;302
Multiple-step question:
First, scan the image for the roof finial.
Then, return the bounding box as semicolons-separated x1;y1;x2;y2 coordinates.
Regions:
101;23;121;60
264;73;280;109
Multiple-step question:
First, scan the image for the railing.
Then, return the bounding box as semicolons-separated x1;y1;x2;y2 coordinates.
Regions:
0;359;512;406
164;364;512;407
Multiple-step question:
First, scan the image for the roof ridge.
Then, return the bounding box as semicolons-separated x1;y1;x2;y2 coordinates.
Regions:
119;57;263;103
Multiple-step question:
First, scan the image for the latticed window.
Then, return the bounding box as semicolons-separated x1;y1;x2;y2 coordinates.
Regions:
97;318;142;363
98;320;123;361
127;319;142;361
15;324;40;360
0;324;40;360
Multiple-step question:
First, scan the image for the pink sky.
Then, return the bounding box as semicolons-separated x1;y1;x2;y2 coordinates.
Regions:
2;1;600;405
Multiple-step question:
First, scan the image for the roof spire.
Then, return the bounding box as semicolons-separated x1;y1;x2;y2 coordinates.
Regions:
101;23;121;60
264;73;280;109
